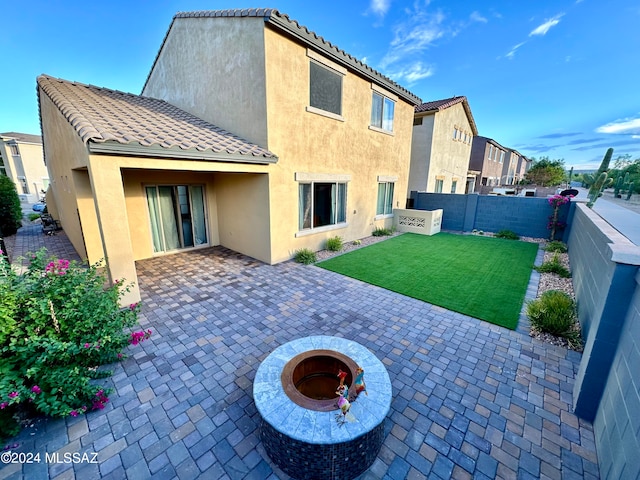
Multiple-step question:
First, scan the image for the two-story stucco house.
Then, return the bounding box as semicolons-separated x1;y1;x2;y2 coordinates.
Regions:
469;135;509;192
407;96;478;200
38;9;421;304
0;132;48;203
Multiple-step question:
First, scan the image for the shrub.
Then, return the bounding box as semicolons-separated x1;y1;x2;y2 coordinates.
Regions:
372;227;393;237
326;236;343;252
0;176;22;236
294;248;316;264
352;239;362;246
0;249;147;439
545;241;568;253
28;213;41;222
526;290;581;348
495;230;520;240
535;254;571;278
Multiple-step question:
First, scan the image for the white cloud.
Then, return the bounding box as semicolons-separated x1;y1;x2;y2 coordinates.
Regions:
370;0;391;17
596;117;640;135
380;8;446;68
385;62;435;84
505;42;525;59
470;11;488;23
633;135;640;139
529;13;564;36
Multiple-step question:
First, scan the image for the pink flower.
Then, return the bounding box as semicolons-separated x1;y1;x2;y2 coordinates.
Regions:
129;303;138;311
0;402;8;409
117;353;123;359
84;343;91;349
8;392;18;399
70;410;78;417
31;386;41;394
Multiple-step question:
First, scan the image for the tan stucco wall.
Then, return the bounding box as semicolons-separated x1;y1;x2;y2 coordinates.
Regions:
409;103;473;196
39;88;92;259
262;26;415;261
408;115;435;193
142;17;269;148
16;142;48;196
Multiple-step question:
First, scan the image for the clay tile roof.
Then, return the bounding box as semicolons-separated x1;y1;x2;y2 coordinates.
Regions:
149;9;421;105
415;95;478;136
37;74;276;160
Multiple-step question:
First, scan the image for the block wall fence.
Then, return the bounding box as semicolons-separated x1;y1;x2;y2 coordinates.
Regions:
409;192;571;240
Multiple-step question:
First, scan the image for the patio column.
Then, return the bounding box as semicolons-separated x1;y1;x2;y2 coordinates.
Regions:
87;155;140;306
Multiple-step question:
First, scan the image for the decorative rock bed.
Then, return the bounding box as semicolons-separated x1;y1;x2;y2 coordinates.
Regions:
253;336;392;480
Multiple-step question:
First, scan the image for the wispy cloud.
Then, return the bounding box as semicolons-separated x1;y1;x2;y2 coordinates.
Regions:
380;8;446;68
571;138;640;151
505;42;525;59
537;132;582;139
596;117;640;135
385;62;435;84
470;11;488;23
370;0;391;17
529;13;564;36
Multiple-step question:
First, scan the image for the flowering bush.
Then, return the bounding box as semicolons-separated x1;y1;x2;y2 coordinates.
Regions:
547;194;572;241
0;249;147;439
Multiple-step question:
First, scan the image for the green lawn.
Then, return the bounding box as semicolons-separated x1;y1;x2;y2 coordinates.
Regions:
317;233;539;330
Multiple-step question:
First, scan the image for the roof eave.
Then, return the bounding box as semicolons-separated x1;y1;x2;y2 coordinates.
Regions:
88;141;278;165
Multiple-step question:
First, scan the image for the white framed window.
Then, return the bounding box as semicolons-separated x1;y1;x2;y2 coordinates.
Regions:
488;145;494;159
9;144;19;156
451;180;458;194
371;93;395;132
17;176;28;194
376;182;394;215
499;151;505;164
307;50;346;120
297;173;349;233
435;179;444;193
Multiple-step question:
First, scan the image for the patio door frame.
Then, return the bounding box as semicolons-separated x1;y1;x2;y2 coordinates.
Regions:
145;183;210;255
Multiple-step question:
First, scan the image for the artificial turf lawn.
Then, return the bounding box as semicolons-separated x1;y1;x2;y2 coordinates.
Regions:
317;232;539;330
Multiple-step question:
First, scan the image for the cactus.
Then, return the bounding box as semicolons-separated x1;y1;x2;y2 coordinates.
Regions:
585;172;614;207
584;148;613;188
614;175;624;197
627;181;636;201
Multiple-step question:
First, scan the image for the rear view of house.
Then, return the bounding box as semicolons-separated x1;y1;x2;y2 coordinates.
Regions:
408;96;478;199
38;9;420;303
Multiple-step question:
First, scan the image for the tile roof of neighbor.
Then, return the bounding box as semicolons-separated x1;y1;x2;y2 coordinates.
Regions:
144;8;421;106
36;75;276;160
415;95;479;136
0;132;42;144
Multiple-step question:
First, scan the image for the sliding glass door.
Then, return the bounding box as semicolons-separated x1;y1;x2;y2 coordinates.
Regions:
146;185;208;253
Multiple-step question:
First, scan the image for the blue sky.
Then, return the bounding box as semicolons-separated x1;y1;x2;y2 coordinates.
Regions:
2;0;639;169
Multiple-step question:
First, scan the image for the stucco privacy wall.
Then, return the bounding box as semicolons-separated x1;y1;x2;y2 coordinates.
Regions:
142;17;268;148
410;192;570;239
262;25;415;261
408;115;435;194
567;203;640;478
38;89;94;260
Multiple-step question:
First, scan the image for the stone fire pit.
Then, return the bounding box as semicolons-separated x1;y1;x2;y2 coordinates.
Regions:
253;336;392;480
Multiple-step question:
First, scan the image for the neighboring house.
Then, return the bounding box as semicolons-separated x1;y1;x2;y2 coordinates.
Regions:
470;136;509;191
516;154;532;181
38;9;421;304
408;96;479;198
0;132;48;203
501;149;531;186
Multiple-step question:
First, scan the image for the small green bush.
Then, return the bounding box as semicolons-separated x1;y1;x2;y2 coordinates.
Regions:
535;254;571;278
28;213;41;222
294;248;316;264
0;249;147;440
495;230;520;240
372;227;393;237
526;290;581;348
545;241;568;253
0;176;22;236
352;239;362;246
326;236;343;252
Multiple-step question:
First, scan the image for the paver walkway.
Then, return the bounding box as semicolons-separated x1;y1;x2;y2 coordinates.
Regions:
1;225;599;479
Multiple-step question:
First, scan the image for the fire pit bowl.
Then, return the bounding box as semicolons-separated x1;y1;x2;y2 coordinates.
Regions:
253;336;392;480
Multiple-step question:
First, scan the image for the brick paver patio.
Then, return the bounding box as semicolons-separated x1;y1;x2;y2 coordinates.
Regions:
1;225;599;479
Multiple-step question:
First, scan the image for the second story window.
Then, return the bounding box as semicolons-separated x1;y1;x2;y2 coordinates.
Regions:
9;144;19;156
371;93;395;132
309;61;342;116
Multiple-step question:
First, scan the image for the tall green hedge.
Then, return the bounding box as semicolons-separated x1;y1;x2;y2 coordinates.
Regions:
0;176;22;236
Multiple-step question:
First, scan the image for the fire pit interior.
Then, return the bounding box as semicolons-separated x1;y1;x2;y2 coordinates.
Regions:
282;349;358;411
